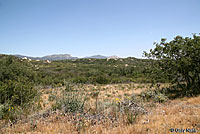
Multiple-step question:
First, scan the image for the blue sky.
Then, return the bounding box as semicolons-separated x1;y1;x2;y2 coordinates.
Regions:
0;0;200;58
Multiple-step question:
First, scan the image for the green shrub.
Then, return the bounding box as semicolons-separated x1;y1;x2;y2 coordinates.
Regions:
0;55;39;120
139;90;155;101
126;112;138;124
52;84;88;113
0;104;5;119
48;94;57;102
153;93;168;103
62;92;85;113
139;89;168;103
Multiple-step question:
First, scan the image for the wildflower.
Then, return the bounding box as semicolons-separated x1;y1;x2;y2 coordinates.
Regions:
9;108;11;111
115;98;121;103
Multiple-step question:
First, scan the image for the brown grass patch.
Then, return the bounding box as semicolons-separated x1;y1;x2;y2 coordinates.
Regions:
1;84;200;134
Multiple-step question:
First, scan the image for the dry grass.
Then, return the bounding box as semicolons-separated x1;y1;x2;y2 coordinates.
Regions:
1;83;200;134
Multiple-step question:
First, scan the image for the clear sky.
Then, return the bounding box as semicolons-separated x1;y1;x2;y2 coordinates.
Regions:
0;0;200;58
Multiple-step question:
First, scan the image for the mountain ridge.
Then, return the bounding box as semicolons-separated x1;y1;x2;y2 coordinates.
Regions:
13;54;120;61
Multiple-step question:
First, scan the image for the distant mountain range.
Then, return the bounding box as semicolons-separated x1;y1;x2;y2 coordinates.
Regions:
13;54;120;61
84;55;119;59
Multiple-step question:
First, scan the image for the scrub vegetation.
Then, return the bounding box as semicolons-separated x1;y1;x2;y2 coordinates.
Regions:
0;34;200;133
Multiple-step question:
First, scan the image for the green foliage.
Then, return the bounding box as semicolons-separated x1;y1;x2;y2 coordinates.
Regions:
144;34;200;96
52;84;87;113
0;80;36;106
126;112;138;125
139;90;155;101
48;94;57;101
139;87;168;103
153;93;168;103
31;57;152;85
0;104;6;119
0;55;39;120
62;92;85;113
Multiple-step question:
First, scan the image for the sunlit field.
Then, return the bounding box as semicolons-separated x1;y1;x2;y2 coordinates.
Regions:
1;34;200;133
1;0;200;133
1;83;200;134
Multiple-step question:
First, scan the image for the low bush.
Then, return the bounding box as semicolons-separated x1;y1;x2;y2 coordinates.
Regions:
139;88;168;103
48;94;57;102
52;84;88;113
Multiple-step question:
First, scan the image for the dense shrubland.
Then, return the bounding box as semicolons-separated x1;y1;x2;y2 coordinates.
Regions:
35;57;153;85
0;54;152;121
0;55;39;120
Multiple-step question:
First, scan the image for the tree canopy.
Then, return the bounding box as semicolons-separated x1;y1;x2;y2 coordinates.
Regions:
144;34;200;96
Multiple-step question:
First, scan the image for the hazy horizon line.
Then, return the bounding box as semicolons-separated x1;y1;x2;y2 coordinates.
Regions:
1;52;145;59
